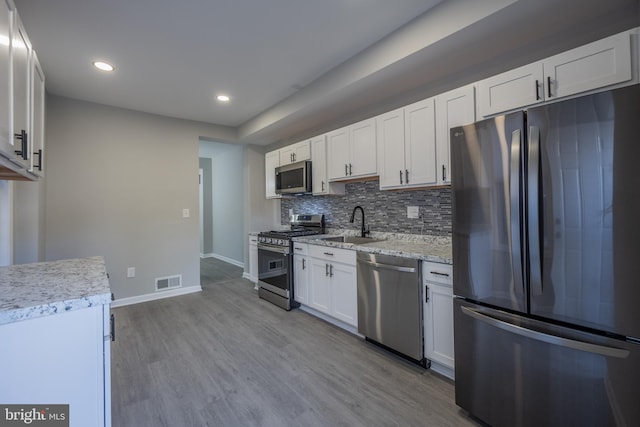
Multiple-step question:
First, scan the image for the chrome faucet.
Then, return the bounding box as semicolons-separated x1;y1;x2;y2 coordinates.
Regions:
349;205;370;238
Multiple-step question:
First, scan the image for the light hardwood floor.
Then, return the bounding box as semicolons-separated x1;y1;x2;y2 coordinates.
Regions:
111;258;481;426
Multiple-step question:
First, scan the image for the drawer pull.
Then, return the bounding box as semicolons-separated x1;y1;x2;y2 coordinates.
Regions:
430;271;450;277
323;252;334;256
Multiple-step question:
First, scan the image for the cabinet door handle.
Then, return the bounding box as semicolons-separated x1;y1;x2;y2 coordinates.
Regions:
406;169;409;184
442;164;446;181
329;264;333;277
535;80;540;100
302;258;306;270
14;130;28;160
325;263;329;276
399;170;403;184
425;285;429;303
345;164;348;176
110;314;116;342
321;181;325;192
430;271;450;277
547;76;552;98
349;163;352;176
33;149;43;171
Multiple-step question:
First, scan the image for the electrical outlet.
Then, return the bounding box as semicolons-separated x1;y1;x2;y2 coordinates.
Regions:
127;267;135;278
182;208;190;218
407;206;419;219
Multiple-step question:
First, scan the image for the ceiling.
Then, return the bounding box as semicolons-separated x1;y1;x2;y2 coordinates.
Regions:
13;0;640;146
14;1;441;129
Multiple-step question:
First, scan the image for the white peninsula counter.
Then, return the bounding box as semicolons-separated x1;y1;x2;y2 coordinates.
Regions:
0;256;112;427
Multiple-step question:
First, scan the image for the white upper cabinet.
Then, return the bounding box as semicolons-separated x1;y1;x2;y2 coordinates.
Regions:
264;149;281;199
30;50;44;176
279;139;311;165
435;85;475;185
477;62;543;118
11;11;31;168
377;108;405;189
377;99;437;190
0;0;11;164
0;3;45;180
326;126;349;180
404;98;437;187
478;28;635;117
349;118;376;178
542;30;632;100
327;118;376;181
311;134;345;196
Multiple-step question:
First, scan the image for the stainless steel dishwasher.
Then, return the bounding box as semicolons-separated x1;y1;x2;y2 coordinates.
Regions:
356;252;425;365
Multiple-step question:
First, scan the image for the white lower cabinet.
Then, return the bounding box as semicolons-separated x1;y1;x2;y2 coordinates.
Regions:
247;234;258;283
423;261;454;379
0;304;112;426
303;244;357;328
293;242;309;304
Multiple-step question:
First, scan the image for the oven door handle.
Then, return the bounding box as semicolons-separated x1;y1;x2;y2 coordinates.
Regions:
258;244;289;255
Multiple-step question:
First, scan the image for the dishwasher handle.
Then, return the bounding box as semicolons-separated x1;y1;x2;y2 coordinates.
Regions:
358;258;416;273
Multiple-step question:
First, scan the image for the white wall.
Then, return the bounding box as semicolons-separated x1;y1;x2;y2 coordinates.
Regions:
199;141;244;264
44;95;236;300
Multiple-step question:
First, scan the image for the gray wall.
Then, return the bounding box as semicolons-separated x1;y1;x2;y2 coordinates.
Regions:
198;157;213;255
13;179;46;264
199;141;244;264
281;181;451;236
44;95;236;300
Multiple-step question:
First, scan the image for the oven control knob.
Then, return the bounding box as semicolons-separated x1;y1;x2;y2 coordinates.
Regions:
279;239;285;246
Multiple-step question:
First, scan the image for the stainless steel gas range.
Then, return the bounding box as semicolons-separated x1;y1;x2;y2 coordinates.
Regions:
257;214;325;310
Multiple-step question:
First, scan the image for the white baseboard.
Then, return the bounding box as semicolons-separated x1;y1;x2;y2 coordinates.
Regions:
201;252;244;268
298;304;362;337
429;361;455;381
111;285;202;308
242;272;257;282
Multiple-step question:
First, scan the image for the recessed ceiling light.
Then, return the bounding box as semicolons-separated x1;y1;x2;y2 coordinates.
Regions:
92;61;115;72
216;95;230;102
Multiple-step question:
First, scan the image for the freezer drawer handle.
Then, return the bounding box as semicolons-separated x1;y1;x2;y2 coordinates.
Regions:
461;306;629;359
359;258;416;273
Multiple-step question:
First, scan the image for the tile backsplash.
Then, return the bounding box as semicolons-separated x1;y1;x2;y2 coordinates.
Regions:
280;180;451;236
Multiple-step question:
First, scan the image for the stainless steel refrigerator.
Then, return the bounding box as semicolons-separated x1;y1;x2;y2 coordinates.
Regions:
451;84;640;427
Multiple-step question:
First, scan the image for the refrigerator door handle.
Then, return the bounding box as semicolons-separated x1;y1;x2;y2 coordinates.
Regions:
510;129;525;296
461;306;630;359
528;126;543;296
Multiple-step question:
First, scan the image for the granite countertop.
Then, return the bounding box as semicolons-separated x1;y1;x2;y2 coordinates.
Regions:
293;231;452;264
0;256;112;325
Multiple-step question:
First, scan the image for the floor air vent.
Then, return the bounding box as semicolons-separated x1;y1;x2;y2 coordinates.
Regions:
155;275;182;291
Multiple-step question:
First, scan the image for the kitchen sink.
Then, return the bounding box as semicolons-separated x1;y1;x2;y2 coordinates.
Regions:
322;235;384;245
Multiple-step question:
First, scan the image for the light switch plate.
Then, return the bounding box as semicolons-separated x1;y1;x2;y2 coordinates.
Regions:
407;206;419;219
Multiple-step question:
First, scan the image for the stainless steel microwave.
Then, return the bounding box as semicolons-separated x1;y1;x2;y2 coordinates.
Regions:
275;160;312;195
